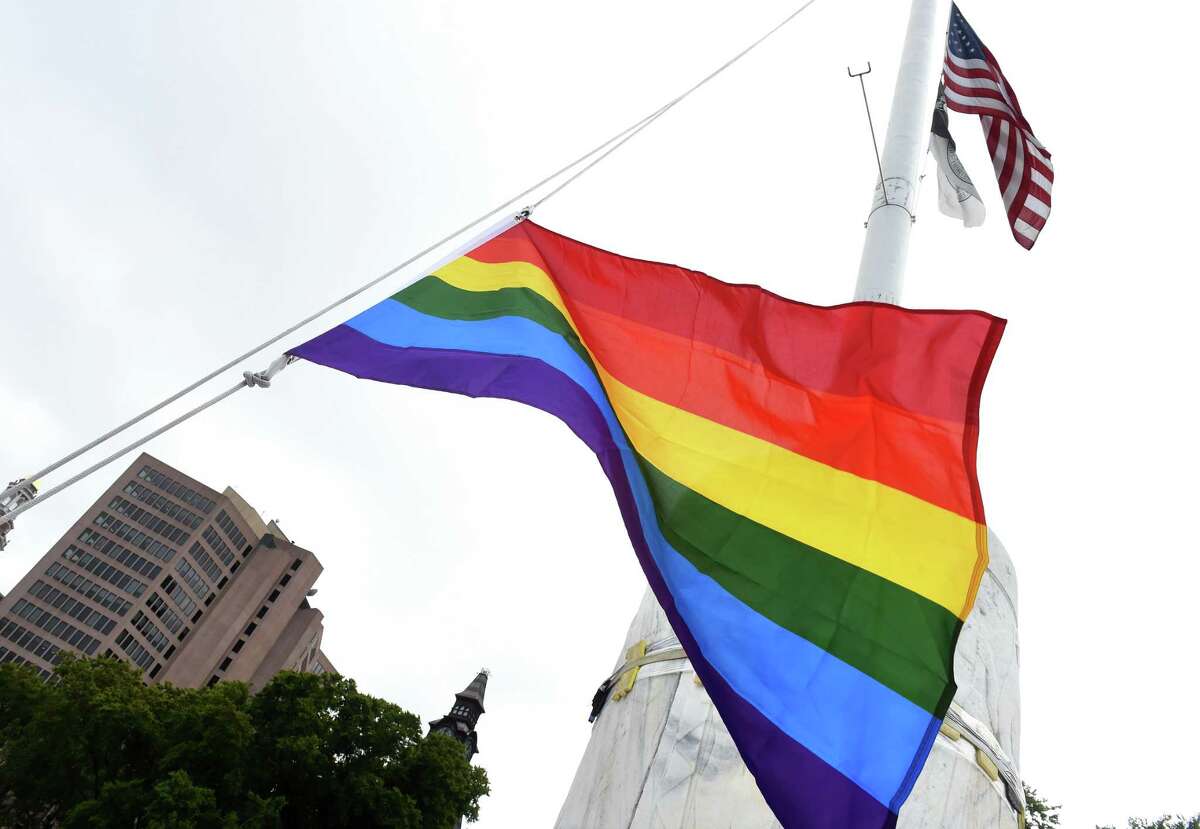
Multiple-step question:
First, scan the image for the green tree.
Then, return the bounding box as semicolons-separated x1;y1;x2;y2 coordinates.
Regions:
1097;816;1200;829
0;656;488;829
0;654;160;827
247;671;430;827
1024;783;1062;829
64;772;239;829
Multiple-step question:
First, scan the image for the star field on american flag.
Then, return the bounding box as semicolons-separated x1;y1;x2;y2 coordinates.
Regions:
943;4;1053;250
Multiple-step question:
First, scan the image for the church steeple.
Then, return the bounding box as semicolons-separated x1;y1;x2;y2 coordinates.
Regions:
428;669;489;761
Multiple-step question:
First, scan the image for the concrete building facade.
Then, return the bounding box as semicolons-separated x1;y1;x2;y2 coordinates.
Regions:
0;453;334;688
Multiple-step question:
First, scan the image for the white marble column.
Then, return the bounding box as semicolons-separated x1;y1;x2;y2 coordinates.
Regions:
555;531;1021;828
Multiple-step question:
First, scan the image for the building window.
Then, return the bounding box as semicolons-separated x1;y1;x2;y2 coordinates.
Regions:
85;517;174;564
244;623;257;637
42;563;133;617
207;676;219;687
219;656;232;672
290;559;302;571
130;611;170;653
202;527;235;568
173;559;210;600
104;497;189;546
159;576;198;617
8;600;101;655
0;618;61;667
75;529;163;579
215;510;248;550
122;481;204;530
188;542;224;583
0;645;53;680
268;589;280;602
144;592;185;635
280;574;291;587
60;547;148;598
137;465;216;514
256;606;268;619
115;629;157;672
232;639;245;653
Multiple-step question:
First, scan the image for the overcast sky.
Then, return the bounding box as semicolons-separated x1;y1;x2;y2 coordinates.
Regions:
2;1;1197;827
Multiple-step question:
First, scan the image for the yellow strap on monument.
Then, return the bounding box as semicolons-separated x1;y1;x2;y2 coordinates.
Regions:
611;640;647;703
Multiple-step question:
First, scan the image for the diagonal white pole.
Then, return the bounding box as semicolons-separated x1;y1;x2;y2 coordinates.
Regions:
854;0;949;304
1;0;825;511
0;214;523;540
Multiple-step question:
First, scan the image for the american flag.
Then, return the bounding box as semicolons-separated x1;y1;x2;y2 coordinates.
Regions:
942;4;1053;250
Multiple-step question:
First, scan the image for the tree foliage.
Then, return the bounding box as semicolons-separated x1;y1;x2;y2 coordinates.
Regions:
0;655;488;828
1024;783;1062;829
1025;783;1200;829
1097;817;1200;829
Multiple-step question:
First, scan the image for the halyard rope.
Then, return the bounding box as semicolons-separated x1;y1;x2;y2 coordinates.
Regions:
2;0;822;520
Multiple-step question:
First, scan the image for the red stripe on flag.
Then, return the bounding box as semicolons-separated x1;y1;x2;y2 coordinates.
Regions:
981;45;1032;128
471;223;1004;424
943;62;999;81
1027;182;1051;206
942;76;1011;107
1018;205;1047;231
948;103;1019;122
984;118;1001;155
1027;154;1054;180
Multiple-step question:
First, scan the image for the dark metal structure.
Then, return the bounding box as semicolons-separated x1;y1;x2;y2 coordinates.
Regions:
429;668;489;762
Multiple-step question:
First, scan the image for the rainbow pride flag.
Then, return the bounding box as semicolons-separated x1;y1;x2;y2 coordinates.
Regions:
290;220;1004;828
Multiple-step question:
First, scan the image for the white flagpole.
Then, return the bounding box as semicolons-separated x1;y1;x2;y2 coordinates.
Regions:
854;6;1028;827
854;0;949;303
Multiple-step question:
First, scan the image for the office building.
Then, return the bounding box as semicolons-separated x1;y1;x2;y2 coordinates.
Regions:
0;453;334;687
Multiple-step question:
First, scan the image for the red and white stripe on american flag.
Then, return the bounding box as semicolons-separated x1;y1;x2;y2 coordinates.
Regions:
943;9;1053;250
